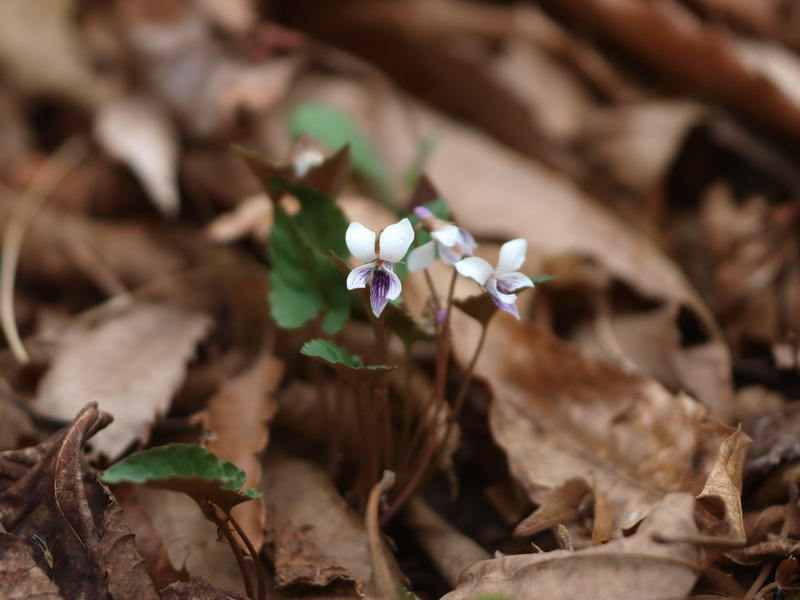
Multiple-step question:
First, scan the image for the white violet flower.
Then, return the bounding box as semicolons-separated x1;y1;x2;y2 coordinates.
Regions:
455;239;534;319
346;218;415;317
407;206;477;271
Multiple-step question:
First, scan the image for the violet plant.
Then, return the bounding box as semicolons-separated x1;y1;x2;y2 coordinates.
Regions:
237;105;550;520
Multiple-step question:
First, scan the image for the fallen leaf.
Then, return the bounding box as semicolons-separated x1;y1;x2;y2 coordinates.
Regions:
0;404;159;599
135;487;250;598
513;477;592;538
0;532;64;600
442;493;702;600
697;428;751;540
198;353;284;552
263;455;405;599
479;319;722;530
263;509;357;592
99;487;162;600
94;94;181;216
161;576;247;600
111;484;188;589
33;303;212;461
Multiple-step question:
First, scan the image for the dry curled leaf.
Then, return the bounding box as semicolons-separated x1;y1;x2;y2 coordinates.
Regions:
696;428;751;541
0;404;159;600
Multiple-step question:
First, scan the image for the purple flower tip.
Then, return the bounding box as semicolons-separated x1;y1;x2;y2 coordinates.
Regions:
413;206;434;219
435;308;449;325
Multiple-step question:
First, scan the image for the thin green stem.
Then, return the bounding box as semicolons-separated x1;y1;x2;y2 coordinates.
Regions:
422;268;442;313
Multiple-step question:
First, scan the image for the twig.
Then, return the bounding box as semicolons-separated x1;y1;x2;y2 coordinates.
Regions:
1;137;88;363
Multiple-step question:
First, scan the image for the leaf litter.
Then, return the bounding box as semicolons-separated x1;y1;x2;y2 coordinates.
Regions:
1;0;800;598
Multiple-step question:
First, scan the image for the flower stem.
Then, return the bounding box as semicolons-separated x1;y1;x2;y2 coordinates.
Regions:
373;315;393;470
205;501;255;600
227;509;266;600
437;323;488;468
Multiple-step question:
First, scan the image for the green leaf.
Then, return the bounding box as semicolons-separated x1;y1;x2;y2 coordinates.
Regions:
531;274;556;284
268;185;351;333
289;103;392;202
100;444;261;514
301;338;363;368
301;338;396;385
396;587;417;600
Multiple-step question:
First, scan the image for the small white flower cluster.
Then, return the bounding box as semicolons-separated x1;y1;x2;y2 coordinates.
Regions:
345;208;534;318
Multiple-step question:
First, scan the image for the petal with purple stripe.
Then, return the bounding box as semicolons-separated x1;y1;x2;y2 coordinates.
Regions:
369;267;402;316
497;271;534;293
346;262;375;290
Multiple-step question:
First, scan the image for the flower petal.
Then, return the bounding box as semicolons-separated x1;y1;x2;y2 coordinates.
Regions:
497;271;534;293
407;241;436;271
378;218;414;262
346;262;375;290
457;228;477;254
346;222;377;263
439;243;461;265
369;267;402;316
431;224;460;247
413;206;434;219
496;238;527;275
486;280;521;319
455;256;493;285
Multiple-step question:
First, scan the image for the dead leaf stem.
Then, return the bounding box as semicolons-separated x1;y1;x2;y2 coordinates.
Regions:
0;136;87;363
366;470;398;599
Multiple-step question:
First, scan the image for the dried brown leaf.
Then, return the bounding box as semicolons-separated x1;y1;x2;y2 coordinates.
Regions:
514;477;592;538
0;531;65;600
263;456;405;599
135;487;250;597
161;576;247;600
199;353;284;552
33;303;211;461
475;319;722;530
94;94;180;216
697;428;751;540
0;404;159;600
98;487;161;600
443;493;702;600
263;509;357;592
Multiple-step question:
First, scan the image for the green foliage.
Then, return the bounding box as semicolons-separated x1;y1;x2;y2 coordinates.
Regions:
396;587;417;600
100;444;260;514
268;182;351;334
531;274;556;284
289;103;391;201
301;338;396;385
